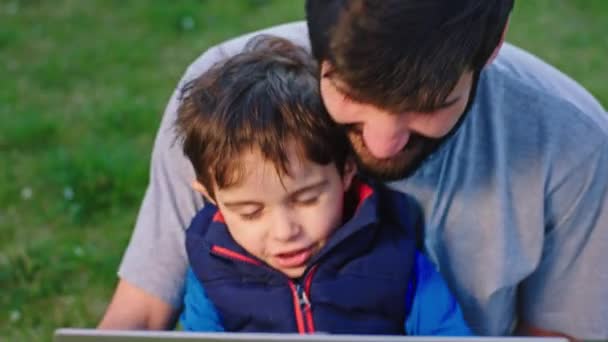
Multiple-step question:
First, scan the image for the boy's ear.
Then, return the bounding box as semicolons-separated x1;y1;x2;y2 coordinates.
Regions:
342;158;357;191
191;180;216;205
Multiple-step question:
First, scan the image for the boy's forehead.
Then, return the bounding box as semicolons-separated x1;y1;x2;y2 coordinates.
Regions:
244;147;321;183
215;146;335;197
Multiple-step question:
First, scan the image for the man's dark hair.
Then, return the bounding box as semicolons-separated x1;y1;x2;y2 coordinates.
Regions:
176;35;350;200
306;0;514;113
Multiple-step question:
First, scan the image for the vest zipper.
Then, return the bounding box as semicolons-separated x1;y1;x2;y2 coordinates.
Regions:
288;265;317;334
210;245;317;333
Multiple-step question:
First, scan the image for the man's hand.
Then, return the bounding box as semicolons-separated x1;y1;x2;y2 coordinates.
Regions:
98;279;179;330
516;321;580;342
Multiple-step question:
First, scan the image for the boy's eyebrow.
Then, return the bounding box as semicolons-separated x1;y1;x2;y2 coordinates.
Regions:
289;180;329;198
221;180;329;208
223;200;263;209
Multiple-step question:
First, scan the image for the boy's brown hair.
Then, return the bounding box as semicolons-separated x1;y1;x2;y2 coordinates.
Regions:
175;35;350;200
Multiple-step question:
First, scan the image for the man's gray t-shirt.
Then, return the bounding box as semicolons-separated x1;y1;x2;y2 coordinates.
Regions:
118;22;608;338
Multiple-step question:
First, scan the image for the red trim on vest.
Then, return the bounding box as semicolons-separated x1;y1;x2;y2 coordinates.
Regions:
354;180;374;212
212;211;225;223
210;245;261;266
304;265;318;333
288;281;306;334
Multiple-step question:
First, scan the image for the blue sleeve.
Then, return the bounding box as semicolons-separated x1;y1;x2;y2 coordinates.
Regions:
180;268;224;331
404;252;473;336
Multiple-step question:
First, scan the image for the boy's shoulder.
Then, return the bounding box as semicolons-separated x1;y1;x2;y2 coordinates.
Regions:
187;203;219;236
366;181;423;241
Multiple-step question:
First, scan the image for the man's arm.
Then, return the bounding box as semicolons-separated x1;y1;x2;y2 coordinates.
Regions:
97;46;225;329
518;137;608;340
515;322;578;342
98;280;179;330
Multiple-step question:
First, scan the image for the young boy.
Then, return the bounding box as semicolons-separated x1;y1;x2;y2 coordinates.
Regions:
175;35;471;336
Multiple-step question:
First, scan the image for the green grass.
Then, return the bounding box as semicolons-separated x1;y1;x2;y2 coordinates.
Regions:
0;0;606;340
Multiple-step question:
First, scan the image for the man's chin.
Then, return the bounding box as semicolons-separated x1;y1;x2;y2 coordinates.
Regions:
350;139;439;181
354;155;418;181
346;129;444;181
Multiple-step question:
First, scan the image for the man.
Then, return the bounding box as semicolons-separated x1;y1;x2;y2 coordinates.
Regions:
99;1;608;340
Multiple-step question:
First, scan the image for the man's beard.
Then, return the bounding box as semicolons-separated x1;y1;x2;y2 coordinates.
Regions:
346;128;443;181
346;70;480;182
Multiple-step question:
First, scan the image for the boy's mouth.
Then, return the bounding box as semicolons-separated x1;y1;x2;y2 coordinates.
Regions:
274;246;313;268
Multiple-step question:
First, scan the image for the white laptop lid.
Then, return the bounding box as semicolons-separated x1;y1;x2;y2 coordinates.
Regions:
54;329;568;342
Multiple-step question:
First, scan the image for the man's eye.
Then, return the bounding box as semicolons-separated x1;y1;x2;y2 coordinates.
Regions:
240;210;262;221
341;90;363;104
342;93;357;103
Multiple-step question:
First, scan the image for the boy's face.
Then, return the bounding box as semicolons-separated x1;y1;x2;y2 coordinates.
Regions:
201;143;355;278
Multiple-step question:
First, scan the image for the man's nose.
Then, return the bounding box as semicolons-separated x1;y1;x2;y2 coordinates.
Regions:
362;124;411;159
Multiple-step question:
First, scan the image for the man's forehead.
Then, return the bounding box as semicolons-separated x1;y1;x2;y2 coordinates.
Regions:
324;70;473;113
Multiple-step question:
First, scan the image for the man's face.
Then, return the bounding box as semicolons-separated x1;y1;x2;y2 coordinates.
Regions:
320;62;474;180
210;143;354;278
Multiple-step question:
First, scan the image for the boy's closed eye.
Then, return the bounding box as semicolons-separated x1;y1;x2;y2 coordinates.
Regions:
289;180;329;206
223;202;264;221
235;194;320;221
291;193;320;206
240;209;263;221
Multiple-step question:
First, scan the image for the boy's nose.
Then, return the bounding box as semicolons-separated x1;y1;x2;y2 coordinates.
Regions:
271;209;301;242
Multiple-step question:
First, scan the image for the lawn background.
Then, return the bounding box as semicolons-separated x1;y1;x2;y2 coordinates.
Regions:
0;1;606;341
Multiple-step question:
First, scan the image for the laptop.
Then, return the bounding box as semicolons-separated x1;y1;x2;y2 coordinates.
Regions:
53;329;568;342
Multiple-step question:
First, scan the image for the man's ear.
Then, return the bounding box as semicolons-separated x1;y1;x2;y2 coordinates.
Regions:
191;180;216;205
342;158;358;191
486;18;509;66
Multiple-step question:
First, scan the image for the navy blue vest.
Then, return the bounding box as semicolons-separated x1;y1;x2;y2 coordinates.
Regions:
186;182;417;334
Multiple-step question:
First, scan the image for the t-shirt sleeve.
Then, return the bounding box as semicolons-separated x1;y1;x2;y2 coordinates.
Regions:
116;46;226;308
405;252;473;336
519;138;608;338
180;268;224;331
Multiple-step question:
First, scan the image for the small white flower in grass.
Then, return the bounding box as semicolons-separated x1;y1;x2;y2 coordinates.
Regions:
63;296;76;306
21;187;33;200
6;2;19;15
135;96;146;106
73;246;84;257
63;186;74;201
180;16;196;31
9;310;21;322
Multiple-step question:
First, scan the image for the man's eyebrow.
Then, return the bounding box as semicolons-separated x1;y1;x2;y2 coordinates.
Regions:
436;96;461;109
328;78;357;99
321;69;335;78
407;96;462;113
322;71;349;93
